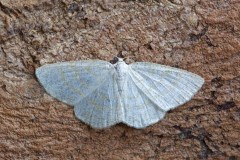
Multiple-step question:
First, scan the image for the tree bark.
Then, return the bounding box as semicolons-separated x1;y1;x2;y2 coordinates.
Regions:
0;0;239;159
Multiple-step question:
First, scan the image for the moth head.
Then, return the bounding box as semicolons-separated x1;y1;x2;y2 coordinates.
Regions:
113;57;124;63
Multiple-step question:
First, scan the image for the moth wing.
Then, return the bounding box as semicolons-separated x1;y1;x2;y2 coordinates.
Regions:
129;62;204;111
120;62;204;128
36;60;121;128
121;72;166;128
74;74;121;128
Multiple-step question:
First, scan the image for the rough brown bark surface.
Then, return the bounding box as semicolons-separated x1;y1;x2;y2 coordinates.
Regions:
0;0;239;159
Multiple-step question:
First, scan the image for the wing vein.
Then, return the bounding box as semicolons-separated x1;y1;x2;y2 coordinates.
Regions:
129;70;167;112
133;69;184;105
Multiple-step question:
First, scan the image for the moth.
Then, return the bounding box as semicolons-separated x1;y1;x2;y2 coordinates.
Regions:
36;57;204;129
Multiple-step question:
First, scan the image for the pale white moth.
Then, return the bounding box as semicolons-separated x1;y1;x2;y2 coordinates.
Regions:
36;57;204;129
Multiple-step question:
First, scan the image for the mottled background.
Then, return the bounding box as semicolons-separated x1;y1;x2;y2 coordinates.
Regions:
0;0;239;159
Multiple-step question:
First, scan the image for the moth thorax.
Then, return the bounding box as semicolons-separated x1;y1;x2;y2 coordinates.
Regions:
115;62;128;94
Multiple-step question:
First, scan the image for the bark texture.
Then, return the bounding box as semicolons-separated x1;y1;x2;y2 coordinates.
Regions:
0;0;239;159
